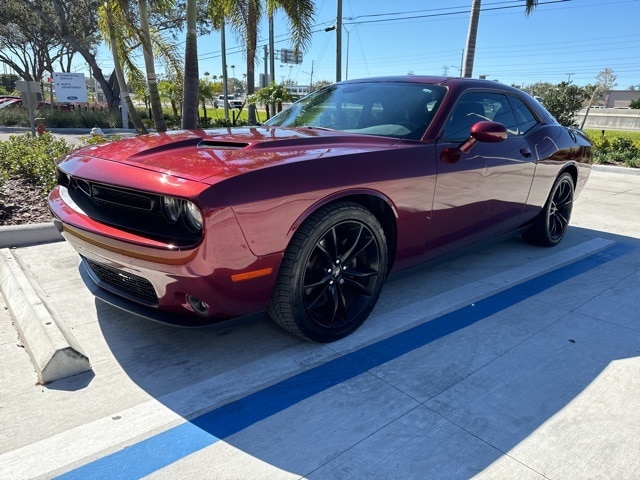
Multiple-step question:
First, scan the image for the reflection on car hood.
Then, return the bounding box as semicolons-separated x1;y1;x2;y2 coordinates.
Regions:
78;127;401;183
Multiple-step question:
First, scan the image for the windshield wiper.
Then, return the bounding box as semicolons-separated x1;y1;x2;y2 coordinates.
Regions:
302;126;335;131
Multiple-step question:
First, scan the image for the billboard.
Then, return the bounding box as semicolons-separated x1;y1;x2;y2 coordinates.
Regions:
53;72;88;103
280;49;303;64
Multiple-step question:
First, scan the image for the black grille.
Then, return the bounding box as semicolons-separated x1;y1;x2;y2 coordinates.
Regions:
85;258;158;305
58;171;201;246
90;184;155;211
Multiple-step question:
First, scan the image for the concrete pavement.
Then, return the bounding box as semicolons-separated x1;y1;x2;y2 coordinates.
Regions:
1;167;640;479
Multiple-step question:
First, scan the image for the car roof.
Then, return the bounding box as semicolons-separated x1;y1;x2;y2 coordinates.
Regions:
338;75;523;93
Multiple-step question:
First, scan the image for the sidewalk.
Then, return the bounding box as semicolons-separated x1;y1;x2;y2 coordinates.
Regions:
0;126;137;145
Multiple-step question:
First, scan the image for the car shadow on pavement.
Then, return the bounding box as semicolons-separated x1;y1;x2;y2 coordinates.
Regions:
86;226;640;478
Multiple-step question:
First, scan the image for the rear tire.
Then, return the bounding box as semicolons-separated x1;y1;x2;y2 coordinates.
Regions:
523;172;574;247
268;202;388;342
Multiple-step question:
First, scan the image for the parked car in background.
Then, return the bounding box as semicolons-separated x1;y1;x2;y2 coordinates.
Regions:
0;98;59;110
0;95;21;104
0;97;22;109
49;76;592;342
214;94;243;109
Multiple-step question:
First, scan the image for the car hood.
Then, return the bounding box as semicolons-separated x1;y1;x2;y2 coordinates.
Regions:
78;127;402;184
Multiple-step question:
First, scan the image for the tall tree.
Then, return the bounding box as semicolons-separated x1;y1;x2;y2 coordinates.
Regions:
209;0;315;125
98;1;148;133
581;68;618;128
159;77;182;123
463;0;539;78
22;0;122;111
0;0;67;81
113;0;172;132
136;0;169;131
182;0;199;129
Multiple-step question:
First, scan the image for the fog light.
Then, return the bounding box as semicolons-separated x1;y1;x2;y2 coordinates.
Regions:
186;294;209;316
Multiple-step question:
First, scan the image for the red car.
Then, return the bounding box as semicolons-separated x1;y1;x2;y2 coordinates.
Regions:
49;76;591;342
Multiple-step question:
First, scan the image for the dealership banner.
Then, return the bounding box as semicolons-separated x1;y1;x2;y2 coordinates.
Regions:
53;72;88;103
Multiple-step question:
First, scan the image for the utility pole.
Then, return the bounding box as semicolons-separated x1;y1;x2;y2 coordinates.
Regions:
269;13;275;87
462;0;481;78
221;21;229;121
263;45;268;88
269;13;276;117
336;0;342;82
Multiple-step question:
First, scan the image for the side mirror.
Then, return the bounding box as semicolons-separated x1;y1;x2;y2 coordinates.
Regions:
460;121;507;152
440;121;509;163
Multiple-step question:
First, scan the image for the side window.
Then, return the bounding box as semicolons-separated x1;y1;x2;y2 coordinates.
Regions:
508;96;539;134
443;92;518;140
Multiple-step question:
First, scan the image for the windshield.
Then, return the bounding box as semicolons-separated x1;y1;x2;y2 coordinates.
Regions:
264;81;446;140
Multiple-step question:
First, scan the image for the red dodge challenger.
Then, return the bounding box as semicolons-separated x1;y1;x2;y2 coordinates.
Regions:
49;76;591;342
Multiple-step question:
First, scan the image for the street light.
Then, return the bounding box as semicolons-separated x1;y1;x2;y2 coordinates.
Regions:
324;24;352;81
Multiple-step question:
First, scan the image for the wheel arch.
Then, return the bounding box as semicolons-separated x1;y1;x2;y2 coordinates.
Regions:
289;191;398;272
560;162;578;187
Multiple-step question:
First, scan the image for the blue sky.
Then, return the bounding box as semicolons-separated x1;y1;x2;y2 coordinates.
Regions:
90;0;640;89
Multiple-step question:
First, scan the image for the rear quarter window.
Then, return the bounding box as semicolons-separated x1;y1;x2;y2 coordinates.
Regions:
508;96;539;134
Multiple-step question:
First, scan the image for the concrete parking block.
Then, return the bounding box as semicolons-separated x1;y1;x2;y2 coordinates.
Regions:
0;248;90;383
0;222;63;248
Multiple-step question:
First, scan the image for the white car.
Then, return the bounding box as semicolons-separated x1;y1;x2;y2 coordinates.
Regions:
214;95;243;109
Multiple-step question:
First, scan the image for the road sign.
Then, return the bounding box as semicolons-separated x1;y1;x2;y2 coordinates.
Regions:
280;49;303;64
53;72;88;103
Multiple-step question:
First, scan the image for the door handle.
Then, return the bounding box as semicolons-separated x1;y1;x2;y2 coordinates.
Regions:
520;148;532;158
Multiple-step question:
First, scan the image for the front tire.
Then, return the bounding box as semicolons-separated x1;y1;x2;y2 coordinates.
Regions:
523;172;574;247
268;202;389;342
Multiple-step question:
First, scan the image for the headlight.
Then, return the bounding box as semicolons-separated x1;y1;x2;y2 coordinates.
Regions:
162;196;182;223
184;201;203;232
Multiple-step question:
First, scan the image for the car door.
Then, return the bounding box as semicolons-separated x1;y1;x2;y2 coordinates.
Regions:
426;91;536;256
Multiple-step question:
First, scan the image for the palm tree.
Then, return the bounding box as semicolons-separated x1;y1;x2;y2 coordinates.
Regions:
182;0;199;129
98;1;148;133
199;78;217;121
209;0;315;125
136;0;169;132
108;0;173;132
158;78;182;123
462;0;539;78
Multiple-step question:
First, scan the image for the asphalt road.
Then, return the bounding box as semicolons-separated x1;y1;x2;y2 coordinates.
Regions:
1;166;640;479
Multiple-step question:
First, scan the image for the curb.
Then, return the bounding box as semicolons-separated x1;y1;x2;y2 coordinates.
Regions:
592;164;640;176
0;222;63;249
0;248;91;384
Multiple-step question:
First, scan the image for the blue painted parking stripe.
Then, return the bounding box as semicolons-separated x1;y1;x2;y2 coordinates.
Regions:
55;242;634;480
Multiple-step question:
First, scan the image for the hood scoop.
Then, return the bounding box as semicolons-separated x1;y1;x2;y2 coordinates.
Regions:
197;140;249;150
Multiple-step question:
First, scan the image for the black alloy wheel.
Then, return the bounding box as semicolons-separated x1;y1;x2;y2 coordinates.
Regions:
523;172;574;247
269;202;388;342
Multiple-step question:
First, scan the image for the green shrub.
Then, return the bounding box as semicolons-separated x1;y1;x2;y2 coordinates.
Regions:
585;130;640;168
624;157;640;168
0;108;28;127
39;108;122;129
0;107;151;129
610;137;638;155
0;133;74;192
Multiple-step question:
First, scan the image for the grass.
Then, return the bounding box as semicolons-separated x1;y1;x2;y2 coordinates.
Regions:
584;129;640;143
584;130;640;168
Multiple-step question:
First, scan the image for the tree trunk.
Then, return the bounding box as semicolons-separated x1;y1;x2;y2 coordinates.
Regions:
181;0;199;129
138;0;167;132
245;1;258;125
107;4;147;133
